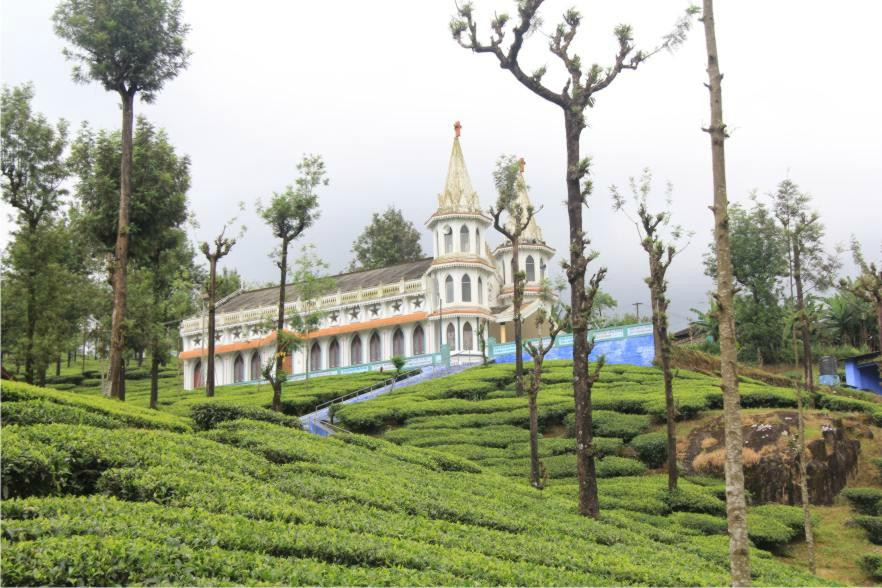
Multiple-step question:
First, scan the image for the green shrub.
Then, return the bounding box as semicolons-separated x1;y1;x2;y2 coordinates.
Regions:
861;553;882;582
670;512;727;535
664;486;726;516
190;402;301;430
630;432;668;468
564;410;650;441
873;457;882;480
746;515;797;551
596;457;646;478
49;383;76;391
1;400;122;429
854;515;882;545
842;487;882;515
80;378;101;387
44;374;85;385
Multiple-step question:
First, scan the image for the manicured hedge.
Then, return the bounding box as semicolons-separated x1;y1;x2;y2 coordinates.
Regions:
630;432;668;468
1;400;123;429
842;487;882;515
861;553;882;582
190;402;301;430
854;515;882;545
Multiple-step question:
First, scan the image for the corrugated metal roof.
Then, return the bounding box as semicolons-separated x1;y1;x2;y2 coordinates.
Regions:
216;258;432;313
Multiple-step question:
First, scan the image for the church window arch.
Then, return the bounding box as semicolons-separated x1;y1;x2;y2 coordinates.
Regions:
460;225;470;252
329;339;340;368
445;275;454;303
310;342;321;371
540;258;546;281
193;360;203;388
478;277;484;304
350;335;363;365
412;325;425;355
443;226;453;253
461;274;471;302
369;332;382;362
233;354;244;383
446;323;456;349
526;255;536;282
250;352;261;380
392;328;404;356
463;322;474;351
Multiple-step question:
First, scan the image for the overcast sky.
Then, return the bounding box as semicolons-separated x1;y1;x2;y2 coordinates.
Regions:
3;0;880;329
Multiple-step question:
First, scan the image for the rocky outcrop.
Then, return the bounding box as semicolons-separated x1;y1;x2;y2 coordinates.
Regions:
683;411;866;505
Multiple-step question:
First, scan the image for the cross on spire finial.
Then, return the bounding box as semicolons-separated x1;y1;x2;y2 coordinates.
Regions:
454;120;461;138
518;157;526;173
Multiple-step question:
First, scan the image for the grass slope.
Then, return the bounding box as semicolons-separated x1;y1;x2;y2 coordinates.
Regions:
1;377;827;586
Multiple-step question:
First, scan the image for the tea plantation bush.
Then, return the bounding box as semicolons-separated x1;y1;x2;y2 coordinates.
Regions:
190;402;301;430
842;487;882;515
854;515;882;544
630;432;668;468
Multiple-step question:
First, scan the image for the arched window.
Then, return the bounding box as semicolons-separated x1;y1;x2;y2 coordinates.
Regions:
215;357;223;385
350;335;363;365
251;352;261;380
369;332;381;362
329;339;340;368
310;342;321;371
463;322;474;351
412;325;425;355
526;255;536;282
461;274;471;302
460;225;470;252
443;226;453;253
475;228;480;251
233;354;244;383
478;277;484;304
446;323;456;349
540;258;546;281
445;275;454;303
392;328;404;357
193;360;203;388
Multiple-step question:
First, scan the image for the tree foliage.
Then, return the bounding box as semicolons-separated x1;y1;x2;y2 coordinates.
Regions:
349;206;424;271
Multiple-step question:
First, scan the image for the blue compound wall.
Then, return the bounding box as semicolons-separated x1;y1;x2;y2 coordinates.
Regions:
492;332;655;367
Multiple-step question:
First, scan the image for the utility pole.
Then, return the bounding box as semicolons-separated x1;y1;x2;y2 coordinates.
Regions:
633;302;643;322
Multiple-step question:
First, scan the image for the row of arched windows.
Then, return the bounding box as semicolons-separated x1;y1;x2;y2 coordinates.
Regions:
501;255;546;283
193;326;428;387
441;225;481;255
444;274;484;304
445;321;475;351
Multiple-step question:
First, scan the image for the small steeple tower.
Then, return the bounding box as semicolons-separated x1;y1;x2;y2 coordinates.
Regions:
436;121;482;214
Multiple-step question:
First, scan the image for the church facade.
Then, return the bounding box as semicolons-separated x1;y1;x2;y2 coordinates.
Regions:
178;124;555;390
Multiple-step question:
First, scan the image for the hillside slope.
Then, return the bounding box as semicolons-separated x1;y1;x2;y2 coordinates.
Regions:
0;379;827;586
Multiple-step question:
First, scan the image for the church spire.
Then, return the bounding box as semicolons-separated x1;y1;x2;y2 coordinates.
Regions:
507;158;545;243
437;121;481;213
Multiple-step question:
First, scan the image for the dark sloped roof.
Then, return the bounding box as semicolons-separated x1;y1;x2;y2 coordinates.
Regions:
216;257;432;313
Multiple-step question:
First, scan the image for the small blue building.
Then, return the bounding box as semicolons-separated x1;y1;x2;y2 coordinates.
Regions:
843;352;882;394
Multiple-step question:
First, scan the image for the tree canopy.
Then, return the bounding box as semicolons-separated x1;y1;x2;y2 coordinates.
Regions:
349;206;424;271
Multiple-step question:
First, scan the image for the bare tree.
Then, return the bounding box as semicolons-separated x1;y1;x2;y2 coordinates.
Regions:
612;170;689;491
524;301;569;489
490;155;539;398
793;382;816;574
200;226;236;397
701;0;750;583
451;0;696;518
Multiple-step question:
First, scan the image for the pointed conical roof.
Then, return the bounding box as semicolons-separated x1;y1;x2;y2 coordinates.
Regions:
506;159;544;242
436;122;481;214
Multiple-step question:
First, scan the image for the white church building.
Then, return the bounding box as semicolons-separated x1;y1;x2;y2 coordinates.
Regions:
178;123;555;390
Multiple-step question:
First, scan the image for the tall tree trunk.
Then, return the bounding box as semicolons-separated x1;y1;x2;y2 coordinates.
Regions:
793;239;814;397
512;239;524;397
528;359;543;489
272;239;289;411
657;296;678;491
564;110;600;518
67;351;72;367
55;355;61;376
24;263;37;384
702;1;751;583
108;91;135;401
795;382;816;574
149;352;160;410
206;256;217;397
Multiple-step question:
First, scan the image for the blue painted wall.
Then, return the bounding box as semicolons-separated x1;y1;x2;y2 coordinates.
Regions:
493;333;655;367
844;357;882;394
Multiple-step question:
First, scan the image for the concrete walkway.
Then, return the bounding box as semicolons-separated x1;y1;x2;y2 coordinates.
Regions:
300;362;475;436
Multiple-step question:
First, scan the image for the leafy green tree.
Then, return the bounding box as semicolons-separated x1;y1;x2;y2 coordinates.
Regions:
70;117;191;399
773;179;839;394
215;267;243;300
290;245;335;391
258;154;327;411
54;0;190;400
1;83;70;383
349;206;424;271
588;290;617;329
612;169;688;491
840;239;882;353
451;0;696;518
491;155;539;399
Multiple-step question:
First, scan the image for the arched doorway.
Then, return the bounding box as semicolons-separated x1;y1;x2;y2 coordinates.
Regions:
369;332;381;362
350;335;363;365
329;339;340;368
233;354;244;383
250;352;261;380
310;342;322;371
412;325;425;355
392;328;404;357
462;322;474;351
446;323;456;349
193;360;203;388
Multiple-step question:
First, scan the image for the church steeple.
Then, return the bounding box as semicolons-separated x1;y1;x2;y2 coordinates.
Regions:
436;121;481;214
507;158;545;243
